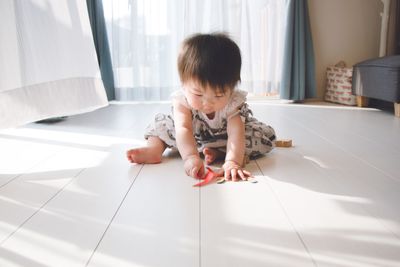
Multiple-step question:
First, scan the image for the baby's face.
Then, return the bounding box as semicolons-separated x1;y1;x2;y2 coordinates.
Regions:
183;80;232;115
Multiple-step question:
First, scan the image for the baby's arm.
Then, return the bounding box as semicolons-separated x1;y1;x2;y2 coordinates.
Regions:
173;100;205;178
224;113;252;181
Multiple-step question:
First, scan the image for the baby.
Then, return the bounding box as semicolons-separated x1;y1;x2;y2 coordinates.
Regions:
127;33;276;181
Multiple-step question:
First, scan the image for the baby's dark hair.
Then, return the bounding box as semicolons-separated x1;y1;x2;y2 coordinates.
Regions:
177;33;241;93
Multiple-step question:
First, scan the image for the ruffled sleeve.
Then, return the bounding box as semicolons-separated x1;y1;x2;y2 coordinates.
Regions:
226;89;247;120
171;90;190;109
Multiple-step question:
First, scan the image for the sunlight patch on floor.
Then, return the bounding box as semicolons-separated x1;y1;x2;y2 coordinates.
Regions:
225;237;308;266
0;128;145;148
0;127;145;175
303;155;330;169
1;228;88;267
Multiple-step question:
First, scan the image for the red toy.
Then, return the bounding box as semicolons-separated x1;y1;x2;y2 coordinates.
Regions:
193;167;218;187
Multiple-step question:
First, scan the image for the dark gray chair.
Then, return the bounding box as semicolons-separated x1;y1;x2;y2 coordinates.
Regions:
352;55;400;116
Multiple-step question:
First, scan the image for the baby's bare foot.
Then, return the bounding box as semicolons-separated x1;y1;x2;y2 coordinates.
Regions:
126;147;162;164
203;147;224;165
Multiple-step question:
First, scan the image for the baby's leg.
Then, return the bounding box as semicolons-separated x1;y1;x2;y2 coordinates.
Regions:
126;136;166;164
245;122;276;159
202;147;225;165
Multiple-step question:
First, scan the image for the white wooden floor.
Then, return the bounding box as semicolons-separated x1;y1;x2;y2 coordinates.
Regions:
0;101;400;267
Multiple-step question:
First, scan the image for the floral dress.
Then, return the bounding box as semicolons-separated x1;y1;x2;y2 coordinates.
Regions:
144;89;276;159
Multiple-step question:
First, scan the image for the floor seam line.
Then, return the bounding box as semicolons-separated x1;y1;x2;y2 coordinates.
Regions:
0;150;60;190
85;163;145;267
280;112;400;184
0;168;86;246
255;159;318;267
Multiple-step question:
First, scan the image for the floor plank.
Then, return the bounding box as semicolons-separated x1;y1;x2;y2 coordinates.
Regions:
87;156;200;267
0;102;399;267
257;105;400;237
0;144;141;267
200;161;315;267
0;136;59;187
269;105;400;181
0;144;110;244
256;152;400;267
252;104;400;267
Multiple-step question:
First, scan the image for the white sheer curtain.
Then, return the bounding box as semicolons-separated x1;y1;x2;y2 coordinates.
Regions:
103;0;285;101
0;0;108;129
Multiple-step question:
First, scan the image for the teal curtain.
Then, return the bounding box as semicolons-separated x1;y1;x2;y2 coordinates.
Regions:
87;0;115;100
280;0;316;101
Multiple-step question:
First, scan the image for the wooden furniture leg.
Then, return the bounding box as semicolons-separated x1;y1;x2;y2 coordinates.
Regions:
356;96;369;107
395;102;400;117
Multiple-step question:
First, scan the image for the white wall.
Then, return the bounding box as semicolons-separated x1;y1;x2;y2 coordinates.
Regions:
308;0;382;99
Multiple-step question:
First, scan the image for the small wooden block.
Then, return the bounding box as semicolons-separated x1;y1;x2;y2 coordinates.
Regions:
275;139;292;147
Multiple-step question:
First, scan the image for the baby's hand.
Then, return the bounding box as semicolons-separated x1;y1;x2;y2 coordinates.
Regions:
184;155;205;179
222;160;252;182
